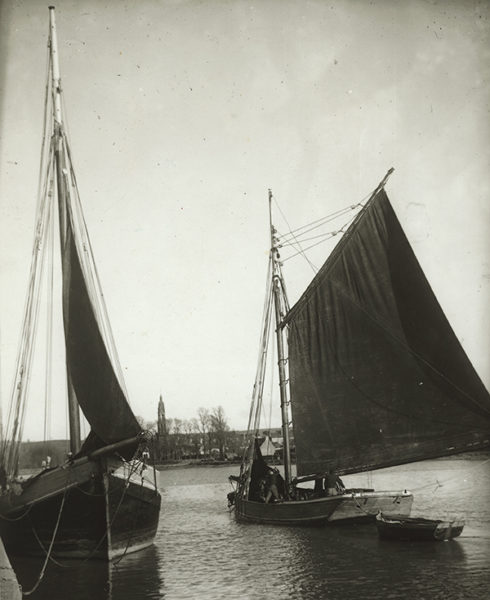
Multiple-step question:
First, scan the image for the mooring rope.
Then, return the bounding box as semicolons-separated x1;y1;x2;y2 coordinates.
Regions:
111;473;146;567
31;457;146;572
0;503;33;522
407;457;490;494
22;486;68;596
350;456;490;517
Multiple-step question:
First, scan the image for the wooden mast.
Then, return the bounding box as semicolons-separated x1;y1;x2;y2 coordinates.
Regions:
269;190;292;491
49;6;81;454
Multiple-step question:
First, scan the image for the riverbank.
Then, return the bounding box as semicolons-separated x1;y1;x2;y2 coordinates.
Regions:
154;450;490;471
8;456;490;599
155;458;241;470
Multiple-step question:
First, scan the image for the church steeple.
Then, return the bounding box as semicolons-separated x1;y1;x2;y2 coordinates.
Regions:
157;395;167;460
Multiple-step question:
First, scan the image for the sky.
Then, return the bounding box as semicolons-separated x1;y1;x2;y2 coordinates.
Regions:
0;0;489;441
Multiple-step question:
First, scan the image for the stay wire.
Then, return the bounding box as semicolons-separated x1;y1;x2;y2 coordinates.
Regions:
17;180;54;462
62;134;130;399
43;173;55;444
273;188;372;270
273;197;317;274
246;255;273;435
55;74;129;398
3;147;55;474
261;310;275;432
281;209;360;263
1;46;54;468
279;203;363;240
253;290;274;436
279;204;360;244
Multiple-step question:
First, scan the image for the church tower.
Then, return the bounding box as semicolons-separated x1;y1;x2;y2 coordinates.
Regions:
157;395;167;460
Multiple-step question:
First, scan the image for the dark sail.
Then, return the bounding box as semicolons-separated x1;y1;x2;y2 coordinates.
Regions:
60;208;141;458
285;189;490;476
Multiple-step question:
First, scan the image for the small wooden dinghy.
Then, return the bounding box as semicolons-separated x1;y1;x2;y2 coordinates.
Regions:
376;513;465;541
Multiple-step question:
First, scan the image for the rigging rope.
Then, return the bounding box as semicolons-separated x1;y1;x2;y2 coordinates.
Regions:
266;319;275;432
279;205;361;246
0;504;33;522
29;457;146;569
240;254;274;480
279;203;364;240
1;32;55;473
280;208;361;263
2;145;55;475
272;187;373;272
111;472;146;566
43;174;55;444
1;34;136;475
246;255;274;436
62;135;130;399
270;181;488;429
272;196;317;274
408;457;490;494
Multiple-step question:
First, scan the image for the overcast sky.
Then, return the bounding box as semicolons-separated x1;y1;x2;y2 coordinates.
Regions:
0;0;489;441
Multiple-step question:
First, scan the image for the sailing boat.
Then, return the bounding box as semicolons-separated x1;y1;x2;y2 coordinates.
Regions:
0;7;161;558
228;169;490;525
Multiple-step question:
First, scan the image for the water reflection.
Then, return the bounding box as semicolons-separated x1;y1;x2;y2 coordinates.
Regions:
10;543;163;600
283;524;469;599
6;457;490;599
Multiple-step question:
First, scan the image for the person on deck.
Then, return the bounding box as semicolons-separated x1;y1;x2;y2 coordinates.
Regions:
265;468;283;503
314;476;326;497
258;477;267;502
325;469;345;496
0;465;7;493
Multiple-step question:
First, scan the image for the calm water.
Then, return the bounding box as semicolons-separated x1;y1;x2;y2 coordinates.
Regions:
9;454;490;599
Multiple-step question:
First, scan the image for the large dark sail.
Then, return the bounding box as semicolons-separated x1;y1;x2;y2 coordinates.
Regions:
285;189;490;476
60;201;141;458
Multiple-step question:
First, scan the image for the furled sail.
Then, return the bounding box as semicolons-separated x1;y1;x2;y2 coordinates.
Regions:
285;188;490;476
59;189;141;458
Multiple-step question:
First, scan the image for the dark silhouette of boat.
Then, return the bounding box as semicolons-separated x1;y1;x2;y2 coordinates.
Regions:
376;513;465;541
228;169;490;526
0;7;161;560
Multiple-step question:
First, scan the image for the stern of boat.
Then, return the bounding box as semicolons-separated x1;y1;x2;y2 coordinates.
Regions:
327;490;413;523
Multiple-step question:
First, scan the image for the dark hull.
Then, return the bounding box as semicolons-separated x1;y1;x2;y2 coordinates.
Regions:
0;456;161;560
376;514;465;541
235;490;413;526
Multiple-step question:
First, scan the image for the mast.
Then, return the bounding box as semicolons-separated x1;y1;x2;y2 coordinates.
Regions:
269;190;292;490
49;6;81;454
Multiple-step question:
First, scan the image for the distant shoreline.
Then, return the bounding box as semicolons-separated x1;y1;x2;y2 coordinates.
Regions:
154;450;490;471
436;450;490;460
154;459;242;470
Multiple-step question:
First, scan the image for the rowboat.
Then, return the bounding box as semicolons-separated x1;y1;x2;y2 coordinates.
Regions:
376;513;465;541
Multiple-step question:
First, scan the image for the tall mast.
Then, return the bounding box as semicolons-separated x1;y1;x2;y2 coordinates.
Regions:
49;6;81;454
49;7;62;128
269;190;292;491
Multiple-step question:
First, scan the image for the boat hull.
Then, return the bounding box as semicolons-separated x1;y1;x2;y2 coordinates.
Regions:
0;457;161;560
376;514;465;541
235;490;413;526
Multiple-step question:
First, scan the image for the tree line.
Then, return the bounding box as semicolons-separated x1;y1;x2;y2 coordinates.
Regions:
141;406;247;462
